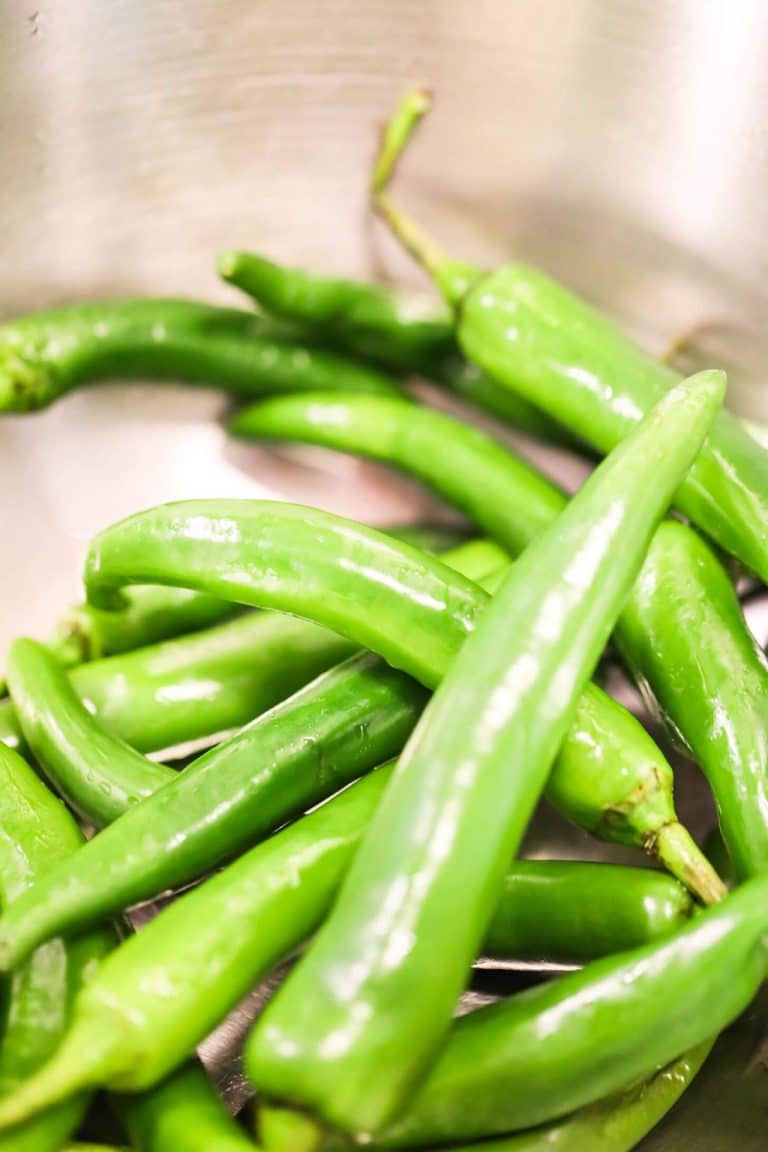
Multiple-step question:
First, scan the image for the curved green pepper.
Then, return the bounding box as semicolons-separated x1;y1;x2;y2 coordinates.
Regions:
7;638;174;825
373;89;768;582
244;371;724;1133
0;539;501;968
0;609;356;757
0;299;397;412
616;519;768;880
0;745;111;1152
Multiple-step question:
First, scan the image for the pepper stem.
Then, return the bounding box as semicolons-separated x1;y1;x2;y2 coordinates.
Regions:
649;821;728;905
0;1016;123;1132
371;89;474;307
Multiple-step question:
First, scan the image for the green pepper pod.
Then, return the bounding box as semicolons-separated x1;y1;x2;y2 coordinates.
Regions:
291;1040;714;1152
0;762;696;1127
37;522;460;675
83;498;722;899
218;251;561;442
1;522;456;753
229;391;725;897
7;639;175;825
374;89;768;581
0;299;398;412
263;1040;713;1152
0;609;356;757
46;586;242;669
83;500;489;684
345;872;768;1147
482;859;692;963
0;745;111;1152
114;1061;257;1152
245;371;724;1133
616;519;768;880
230;394;566;558
218;250;454;371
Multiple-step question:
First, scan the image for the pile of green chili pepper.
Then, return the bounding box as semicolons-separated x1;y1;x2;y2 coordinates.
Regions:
1;88;768;1152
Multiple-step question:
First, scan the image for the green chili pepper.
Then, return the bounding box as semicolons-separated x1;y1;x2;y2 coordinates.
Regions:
82;500;494;681
229;391;729;895
244;370;725;1134
373;89;768;582
481;860;692;963
0;521;462;752
0;299;399;412
336;870;768;1148
83;497;721;899
218;250;563;442
0;608;356;757
46;585;242;669
37;522;461;675
616;519;768;880
0;538;505;969
0;760;697;1129
6;639;175;825
230;393;566;557
276;1040;714;1152
114;1061;257;1152
218;249;454;371
0;745;111;1152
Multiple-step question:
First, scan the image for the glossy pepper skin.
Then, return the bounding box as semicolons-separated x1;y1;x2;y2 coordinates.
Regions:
0;746;111;1152
46;585;241;669
114;1061;257;1152
35;522;459;677
0;763;696;1128
231;392;729;896
7;639;174;825
245;371;724;1134
0;539;502;969
0;523;459;753
482;860;692;963
374;89;768;582
231;393;566;558
218;250;562;442
616;519;768;881
0;608;356;757
264;1040;713;1152
0;299;398;412
83;500;490;684
82;498;723;900
347;872;768;1148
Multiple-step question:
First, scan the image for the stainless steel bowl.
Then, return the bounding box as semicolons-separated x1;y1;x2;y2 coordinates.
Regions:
2;1;767;1145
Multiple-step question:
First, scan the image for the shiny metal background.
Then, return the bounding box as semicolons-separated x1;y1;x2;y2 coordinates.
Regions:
2;1;767;1145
